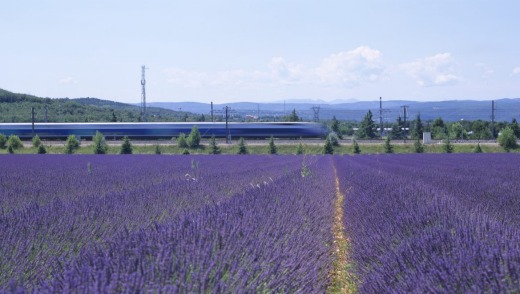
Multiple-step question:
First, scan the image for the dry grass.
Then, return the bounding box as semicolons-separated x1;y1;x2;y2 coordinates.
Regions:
328;166;358;294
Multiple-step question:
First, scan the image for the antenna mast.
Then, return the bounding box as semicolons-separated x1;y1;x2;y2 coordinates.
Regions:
140;65;147;121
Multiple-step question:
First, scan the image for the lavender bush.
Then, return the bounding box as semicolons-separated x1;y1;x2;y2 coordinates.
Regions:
335;154;520;292
0;155;336;292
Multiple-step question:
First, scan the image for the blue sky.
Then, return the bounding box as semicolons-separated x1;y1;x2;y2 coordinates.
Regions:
2;0;520;104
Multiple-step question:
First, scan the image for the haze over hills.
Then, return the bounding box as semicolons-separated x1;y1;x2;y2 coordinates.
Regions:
2;87;519;123
149;98;520;122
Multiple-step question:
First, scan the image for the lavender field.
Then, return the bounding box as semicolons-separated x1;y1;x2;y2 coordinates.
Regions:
0;154;519;292
335;154;520;293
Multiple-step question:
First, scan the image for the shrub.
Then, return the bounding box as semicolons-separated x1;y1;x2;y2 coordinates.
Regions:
187;126;201;148
237;137;248;154
443;138;454;153
7;135;23;150
0;134;6;149
37;145;47;154
177;133;188;148
268;136;277;154
7;145;14;154
208;135;221;155
474;143;483;153
383;136;393;154
296;142;305;155
327;132;340;147
93;131;108;154
182;149;190;155
414;139;424;153
323;137;334;155
32;135;42;148
353;140;361;154
498;127;517;152
120;136;133;154
65;135;80;154
154;145;162;155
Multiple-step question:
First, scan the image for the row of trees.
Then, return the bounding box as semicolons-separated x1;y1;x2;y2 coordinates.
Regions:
330;110;520;141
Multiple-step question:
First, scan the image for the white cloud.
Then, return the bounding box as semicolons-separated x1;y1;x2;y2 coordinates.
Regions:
59;76;77;84
314;46;385;87
268;57;306;84
475;63;494;78
401;53;460;87
163;46;388;93
512;67;520;75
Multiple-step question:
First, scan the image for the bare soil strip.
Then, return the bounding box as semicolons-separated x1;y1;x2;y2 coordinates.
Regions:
328;165;358;294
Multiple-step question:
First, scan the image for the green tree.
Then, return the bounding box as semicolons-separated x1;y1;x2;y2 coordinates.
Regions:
182;148;190;155
443;138;454;153
177;133;188;148
357;110;376;139
328;132;340;146
414;138;424;153
237;137;248;154
187;126;201;148
510;118;520;138
383;136;393;154
37;144;47;154
209;135;221;155
330;116;342;139
323;137;334;155
110;111;117;122
471;120;490;140
285;109;300;122
0;133;7;149
154;145;162;154
391;116;405;139
93;131;108;154
268;136;277;154
474;143;483;153
7;145;14;154
450;122;466;140
498;126;517;152
64;134;80;154
296;142;305;155
120;136;133;154
411;114;424;139
353;140;361;154
32;135;42;147
431;117;446;139
7;135;23;150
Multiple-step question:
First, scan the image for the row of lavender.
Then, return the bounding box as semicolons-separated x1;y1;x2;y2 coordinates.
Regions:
1;155;336;292
335;154;520;292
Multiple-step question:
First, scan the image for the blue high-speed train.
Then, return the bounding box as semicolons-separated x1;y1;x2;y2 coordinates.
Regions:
0;122;327;139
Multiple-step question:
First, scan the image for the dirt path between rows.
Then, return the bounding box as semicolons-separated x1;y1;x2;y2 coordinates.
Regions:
328;165;357;293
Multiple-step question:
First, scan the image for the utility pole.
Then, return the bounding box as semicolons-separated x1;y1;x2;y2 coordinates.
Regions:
379;97;383;138
31;107;35;136
225;106;230;144
45;105;48;122
401;105;409;141
211;102;214;122
257;104;260;121
491;100;496;140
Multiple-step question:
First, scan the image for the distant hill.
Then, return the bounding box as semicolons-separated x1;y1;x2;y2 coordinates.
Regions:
150;98;520;122
0;89;196;123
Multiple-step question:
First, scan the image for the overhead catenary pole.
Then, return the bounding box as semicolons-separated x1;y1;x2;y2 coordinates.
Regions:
140;65;147;122
225;106;230;144
401;105;409;141
31;107;35;135
211;102;214;122
379;97;383;138
491;100;496;140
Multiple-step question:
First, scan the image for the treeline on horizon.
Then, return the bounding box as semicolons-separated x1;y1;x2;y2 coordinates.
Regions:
1;88;518;140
